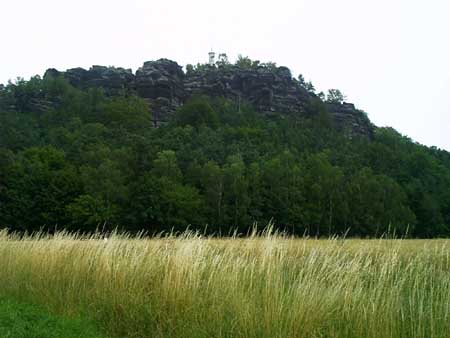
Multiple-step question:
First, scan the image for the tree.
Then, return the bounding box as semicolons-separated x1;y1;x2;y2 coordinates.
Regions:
223;155;249;228
128;172;204;231
298;74;307;87
298;75;315;93
0;146;81;231
152;150;182;183
235;55;260;69
175;96;219;129
201;161;224;226
101;94;152;132
65;194;115;232
302;152;345;236
1;72;450;237
346;168;416;236
261;151;305;231
326;89;347;104
185;64;194;74
260;61;277;70
76;158;127;228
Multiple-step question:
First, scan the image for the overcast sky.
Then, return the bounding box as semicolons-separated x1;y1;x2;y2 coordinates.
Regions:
1;0;449;150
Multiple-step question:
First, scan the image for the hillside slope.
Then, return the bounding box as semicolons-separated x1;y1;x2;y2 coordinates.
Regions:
0;58;449;237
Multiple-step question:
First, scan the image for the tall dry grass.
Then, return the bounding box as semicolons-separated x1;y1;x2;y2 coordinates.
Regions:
0;229;448;338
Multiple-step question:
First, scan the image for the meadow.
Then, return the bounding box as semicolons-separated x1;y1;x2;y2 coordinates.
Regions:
0;230;448;338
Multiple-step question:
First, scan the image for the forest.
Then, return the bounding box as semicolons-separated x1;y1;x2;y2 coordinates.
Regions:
1;72;450;237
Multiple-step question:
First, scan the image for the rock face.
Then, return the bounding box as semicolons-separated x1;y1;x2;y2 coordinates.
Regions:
45;66;134;96
184;65;312;119
135;59;185;125
327;103;373;139
44;59;374;137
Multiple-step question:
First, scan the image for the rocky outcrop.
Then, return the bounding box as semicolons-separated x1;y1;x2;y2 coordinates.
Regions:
184;65;312;118
44;59;374;137
327;103;374;139
45;66;134;96
135;59;186;125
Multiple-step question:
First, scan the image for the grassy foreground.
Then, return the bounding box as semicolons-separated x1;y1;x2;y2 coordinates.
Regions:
0;297;105;338
0;230;448;338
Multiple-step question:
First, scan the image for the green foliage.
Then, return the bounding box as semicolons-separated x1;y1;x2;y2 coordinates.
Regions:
298;74;316;93
1;146;81;231
234;56;279;72
235;55;261;69
0;75;449;237
187;63;212;73
346;167;416;236
326;89;347;103
175;96;219;128
185;64;195;74
0;298;105;338
100;95;152;131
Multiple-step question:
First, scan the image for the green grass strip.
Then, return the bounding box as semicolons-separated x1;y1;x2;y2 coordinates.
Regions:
0;298;107;338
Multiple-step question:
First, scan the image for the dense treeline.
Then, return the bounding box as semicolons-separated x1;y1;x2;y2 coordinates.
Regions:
0;75;449;237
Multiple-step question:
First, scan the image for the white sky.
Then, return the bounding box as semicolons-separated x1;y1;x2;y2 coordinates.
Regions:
1;0;449;150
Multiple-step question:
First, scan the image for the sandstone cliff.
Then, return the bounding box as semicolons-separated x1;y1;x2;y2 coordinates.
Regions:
44;59;374;138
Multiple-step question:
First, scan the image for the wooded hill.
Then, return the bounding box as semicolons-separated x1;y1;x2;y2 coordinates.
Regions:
1;57;449;237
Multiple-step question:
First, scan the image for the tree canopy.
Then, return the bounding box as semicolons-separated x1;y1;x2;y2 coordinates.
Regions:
0;75;449;237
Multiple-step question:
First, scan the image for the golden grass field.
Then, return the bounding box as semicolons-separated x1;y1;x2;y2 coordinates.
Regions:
0;230;448;338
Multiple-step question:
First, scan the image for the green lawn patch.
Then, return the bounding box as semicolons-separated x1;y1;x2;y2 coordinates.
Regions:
0;298;106;338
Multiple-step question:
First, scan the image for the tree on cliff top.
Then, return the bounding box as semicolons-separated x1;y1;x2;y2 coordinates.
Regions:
326;89;347;104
